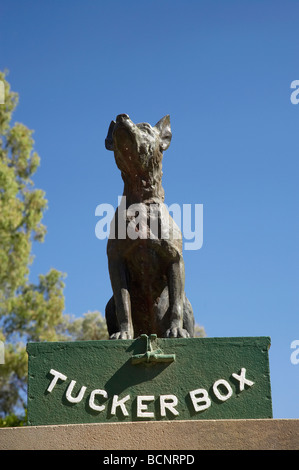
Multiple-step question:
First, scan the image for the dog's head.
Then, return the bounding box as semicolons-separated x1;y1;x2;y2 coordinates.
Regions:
105;114;172;173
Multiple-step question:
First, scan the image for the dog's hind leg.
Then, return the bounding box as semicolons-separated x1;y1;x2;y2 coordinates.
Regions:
183;295;195;337
165;258;190;338
108;256;134;339
105;296;118;338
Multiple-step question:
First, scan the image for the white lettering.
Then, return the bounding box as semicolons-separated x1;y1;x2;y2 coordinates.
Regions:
0;81;4;104
117;195;127;239
149;204;160;240
47;369;67;392
290;340;299;365
89;389;108;412
137;395;155;418
147;455;195;465
95;203;115;240
103;456;138;467
160;394;179;416
126;203;148;239
183;203;203;250
290;80;299;104
95;197;204;251
189;388;211;412
110;394;130;416
45;366;257;418
213;379;233;401
231;368;254;391
164;202;182;239
65;380;87;403
130;457;138;468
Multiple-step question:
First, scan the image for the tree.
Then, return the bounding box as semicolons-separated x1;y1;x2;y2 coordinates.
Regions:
0;70;64;422
56;311;109;341
0;71;109;425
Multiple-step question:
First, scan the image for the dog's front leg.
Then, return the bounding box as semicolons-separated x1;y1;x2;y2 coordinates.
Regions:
165;259;190;338
108;256;134;339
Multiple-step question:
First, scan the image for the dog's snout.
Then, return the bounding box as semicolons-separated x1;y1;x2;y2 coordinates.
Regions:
116;114;130;123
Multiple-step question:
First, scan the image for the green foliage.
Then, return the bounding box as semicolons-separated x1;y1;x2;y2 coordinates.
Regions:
57;311;109;342
0;409;27;427
0;73;46;305
0;70;67;423
194;323;206;338
0;72;106;426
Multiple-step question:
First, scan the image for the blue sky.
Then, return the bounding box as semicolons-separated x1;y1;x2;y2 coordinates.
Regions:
0;0;298;419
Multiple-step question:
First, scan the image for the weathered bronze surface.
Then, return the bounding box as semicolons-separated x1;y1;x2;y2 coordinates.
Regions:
105;114;194;339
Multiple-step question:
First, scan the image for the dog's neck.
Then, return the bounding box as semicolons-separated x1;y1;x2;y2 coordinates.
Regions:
121;170;164;206
119;151;165;206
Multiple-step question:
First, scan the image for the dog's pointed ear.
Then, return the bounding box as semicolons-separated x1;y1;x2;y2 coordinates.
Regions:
154;115;172;151
105;120;116;151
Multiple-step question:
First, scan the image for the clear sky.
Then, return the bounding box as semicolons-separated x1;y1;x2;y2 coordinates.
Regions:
0;0;298;419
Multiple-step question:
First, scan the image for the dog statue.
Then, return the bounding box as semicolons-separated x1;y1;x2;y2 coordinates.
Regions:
104;113;194;339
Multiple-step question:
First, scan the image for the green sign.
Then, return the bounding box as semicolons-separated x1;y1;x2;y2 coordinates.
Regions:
27;336;272;426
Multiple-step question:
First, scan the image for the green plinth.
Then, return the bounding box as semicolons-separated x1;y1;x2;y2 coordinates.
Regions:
27;336;272;426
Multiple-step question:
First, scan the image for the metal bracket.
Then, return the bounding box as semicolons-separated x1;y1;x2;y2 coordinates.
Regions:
131;334;176;365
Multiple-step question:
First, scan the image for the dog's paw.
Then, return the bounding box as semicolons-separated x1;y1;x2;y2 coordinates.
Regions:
109;331;133;340
164;327;190;338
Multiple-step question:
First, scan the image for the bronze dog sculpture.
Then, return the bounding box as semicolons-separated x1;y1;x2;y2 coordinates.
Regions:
105;114;194;339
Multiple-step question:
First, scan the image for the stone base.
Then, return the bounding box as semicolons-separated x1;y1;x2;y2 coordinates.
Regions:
0;419;298;450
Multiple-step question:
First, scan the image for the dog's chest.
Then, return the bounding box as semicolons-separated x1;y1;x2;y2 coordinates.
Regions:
125;240;169;294
107;203;183;282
